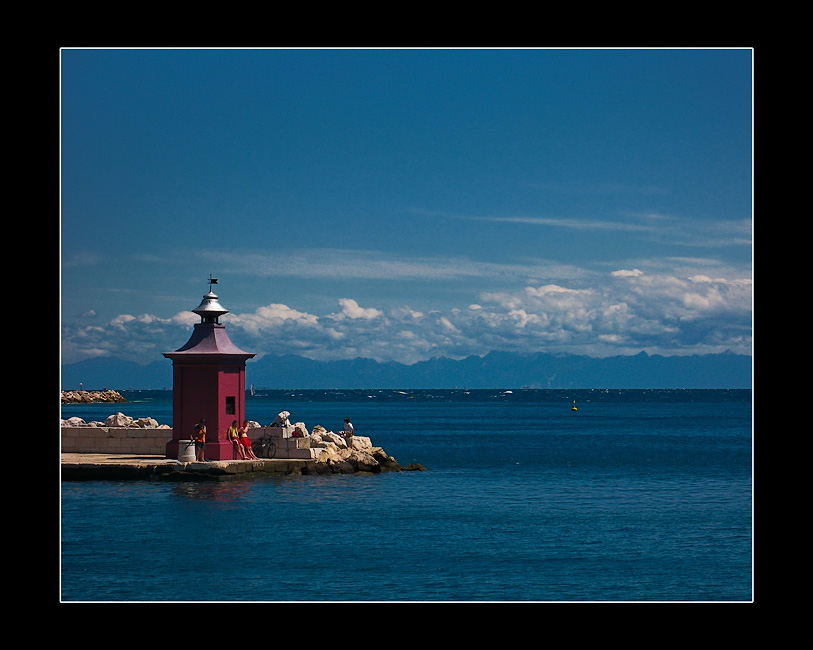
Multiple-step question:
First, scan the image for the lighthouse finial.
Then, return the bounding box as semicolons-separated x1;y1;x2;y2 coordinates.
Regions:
192;276;228;323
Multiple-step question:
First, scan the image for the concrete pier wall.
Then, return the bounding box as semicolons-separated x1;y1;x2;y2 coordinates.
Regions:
60;426;315;458
61;426;173;455
252;426;318;459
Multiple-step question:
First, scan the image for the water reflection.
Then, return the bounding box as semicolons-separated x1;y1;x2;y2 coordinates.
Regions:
170;480;255;503
165;470;420;506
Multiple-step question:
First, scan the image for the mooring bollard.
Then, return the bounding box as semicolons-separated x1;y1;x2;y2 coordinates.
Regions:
177;439;196;462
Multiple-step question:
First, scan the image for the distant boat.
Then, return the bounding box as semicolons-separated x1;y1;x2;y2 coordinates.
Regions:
250;384;256;397
571;400;578;411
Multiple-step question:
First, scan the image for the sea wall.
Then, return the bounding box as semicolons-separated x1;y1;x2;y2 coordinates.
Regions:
61;412;172;455
62;426;171;455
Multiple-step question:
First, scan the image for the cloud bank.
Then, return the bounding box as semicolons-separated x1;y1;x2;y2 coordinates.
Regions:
61;269;752;366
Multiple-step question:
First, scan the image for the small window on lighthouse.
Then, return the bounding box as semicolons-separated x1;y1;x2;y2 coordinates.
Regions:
226;396;236;415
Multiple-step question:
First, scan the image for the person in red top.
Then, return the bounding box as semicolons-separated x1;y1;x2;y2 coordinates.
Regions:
192;419;207;461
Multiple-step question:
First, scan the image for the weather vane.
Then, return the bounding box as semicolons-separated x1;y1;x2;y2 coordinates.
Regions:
208;273;218;292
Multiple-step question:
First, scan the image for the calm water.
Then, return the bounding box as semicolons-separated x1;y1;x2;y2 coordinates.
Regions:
60;389;752;602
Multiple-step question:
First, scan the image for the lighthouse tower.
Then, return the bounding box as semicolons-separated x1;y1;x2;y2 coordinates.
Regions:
164;278;255;460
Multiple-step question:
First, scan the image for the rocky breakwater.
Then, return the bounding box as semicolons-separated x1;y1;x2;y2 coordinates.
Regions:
61;389;127;404
260;412;425;475
307;425;402;474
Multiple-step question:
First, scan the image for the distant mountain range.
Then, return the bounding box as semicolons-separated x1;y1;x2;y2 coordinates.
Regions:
61;350;752;390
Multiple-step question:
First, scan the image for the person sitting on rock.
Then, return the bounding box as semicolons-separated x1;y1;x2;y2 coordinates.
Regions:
343;417;354;449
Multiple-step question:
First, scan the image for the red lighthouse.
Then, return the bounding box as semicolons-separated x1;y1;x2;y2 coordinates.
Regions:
164;278;255;460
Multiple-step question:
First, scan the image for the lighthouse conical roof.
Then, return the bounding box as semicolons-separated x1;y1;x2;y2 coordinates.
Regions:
165;322;254;358
163;283;254;360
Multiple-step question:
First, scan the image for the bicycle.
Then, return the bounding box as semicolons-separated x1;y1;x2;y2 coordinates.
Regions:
252;433;277;459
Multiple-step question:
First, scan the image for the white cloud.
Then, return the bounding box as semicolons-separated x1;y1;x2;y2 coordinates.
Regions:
466;215;658;232
61;268;752;366
438;316;459;332
200;247;589;284
333;298;383;320
170;311;200;327
611;268;644;278
228;304;319;335
456;213;752;249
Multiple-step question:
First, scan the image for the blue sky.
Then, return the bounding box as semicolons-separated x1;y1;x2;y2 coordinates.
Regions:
60;47;753;366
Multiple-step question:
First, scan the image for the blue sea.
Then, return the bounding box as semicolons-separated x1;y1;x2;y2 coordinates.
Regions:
60;388;752;602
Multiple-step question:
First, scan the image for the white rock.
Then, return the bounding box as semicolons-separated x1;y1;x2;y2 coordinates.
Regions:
354;451;380;471
351;436;372;450
323;432;348;449
273;411;291;426
315;445;346;464
105;412;133;427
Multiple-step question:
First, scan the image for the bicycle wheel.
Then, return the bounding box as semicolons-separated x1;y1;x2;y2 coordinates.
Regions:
264;441;277;459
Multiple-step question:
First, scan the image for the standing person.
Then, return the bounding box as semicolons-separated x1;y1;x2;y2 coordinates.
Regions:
239;419;259;460
192;419;207;461
343;417;354;449
227;420;245;459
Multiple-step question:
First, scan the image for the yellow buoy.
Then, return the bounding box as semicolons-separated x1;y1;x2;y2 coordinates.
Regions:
571;400;578;411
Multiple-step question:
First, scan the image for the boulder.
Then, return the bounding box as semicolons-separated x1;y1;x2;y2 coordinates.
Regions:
323;432;348;449
401;463;427;471
350;436;373;451
351;450;380;472
371;448;402;470
105;412;133;427
272;411;291;426
314;445;345;464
